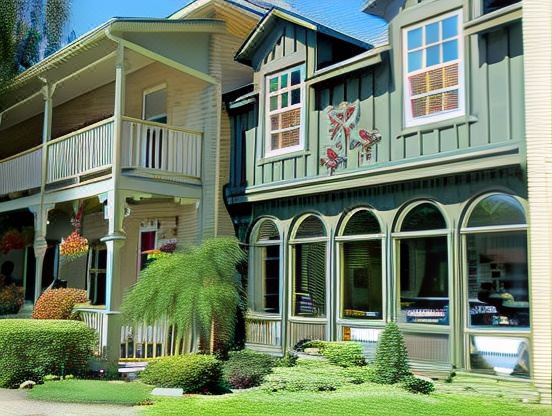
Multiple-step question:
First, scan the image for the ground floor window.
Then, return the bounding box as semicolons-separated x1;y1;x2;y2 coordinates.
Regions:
470;335;530;378
293;242;327;317
250;219;281;314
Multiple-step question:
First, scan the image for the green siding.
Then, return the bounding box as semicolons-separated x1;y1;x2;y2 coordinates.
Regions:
228;8;524;192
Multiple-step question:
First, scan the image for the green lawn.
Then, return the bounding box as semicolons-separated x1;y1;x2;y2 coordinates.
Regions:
144;384;550;416
29;379;152;406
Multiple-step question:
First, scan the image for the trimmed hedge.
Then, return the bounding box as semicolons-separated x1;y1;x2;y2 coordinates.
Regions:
140;354;222;393
302;341;366;367
0;319;96;388
32;288;88;320
401;375;435;394
223;349;275;389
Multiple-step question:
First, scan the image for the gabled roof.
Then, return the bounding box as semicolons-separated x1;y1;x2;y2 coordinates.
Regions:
174;0;388;50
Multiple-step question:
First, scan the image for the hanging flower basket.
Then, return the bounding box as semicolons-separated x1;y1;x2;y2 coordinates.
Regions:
0;229;27;254
60;230;89;260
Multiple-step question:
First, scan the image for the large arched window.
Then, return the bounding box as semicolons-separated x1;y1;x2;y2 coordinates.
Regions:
337;209;384;320
250;219;281;314
395;202;449;325
462;194;529;328
290;215;328;318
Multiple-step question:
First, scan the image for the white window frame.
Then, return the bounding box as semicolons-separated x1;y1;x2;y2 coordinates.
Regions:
264;65;305;157
142;83;168;123
402;10;465;128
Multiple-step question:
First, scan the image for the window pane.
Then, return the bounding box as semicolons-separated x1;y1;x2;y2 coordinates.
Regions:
442;15;458;39
401;203;446;232
408;50;423;72
257;220;280;242
467;231;529;328
144;88;167;122
262;245;280;313
342;240;382;319
291;70;301;86
484;0;521;14
467;194;526;227
399;236;449;325
295;216;326;239
280;73;289;88
342;210;381;235
426;22;440;44
443;40;458;62
270;96;278;112
294;242;326;317
426;45;441;67
291;88;301;105
407;27;423;50
269;77;279;92
281;92;289;108
470;336;530;378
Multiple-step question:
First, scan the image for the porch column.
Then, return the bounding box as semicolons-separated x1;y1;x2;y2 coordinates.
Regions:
523;0;552;404
29;204;53;301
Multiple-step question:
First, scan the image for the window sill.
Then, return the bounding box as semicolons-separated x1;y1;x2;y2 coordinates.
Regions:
397;115;478;138
258;150;311;165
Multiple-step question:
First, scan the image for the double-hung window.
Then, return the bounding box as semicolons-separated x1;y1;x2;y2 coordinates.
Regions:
265;66;304;156
403;11;464;127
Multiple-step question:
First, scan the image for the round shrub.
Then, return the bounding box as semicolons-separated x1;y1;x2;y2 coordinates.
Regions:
140;354;222;393
0;284;24;315
262;360;346;393
401;375;435;394
318;342;366;367
223;349;275;389
373;322;411;384
32;288;88;320
0;319;96;388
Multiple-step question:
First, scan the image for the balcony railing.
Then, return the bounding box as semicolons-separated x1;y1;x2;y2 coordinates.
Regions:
0;116;203;197
121;117;202;179
0;146;42;195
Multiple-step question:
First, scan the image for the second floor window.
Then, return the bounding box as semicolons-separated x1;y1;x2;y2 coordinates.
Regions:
403;11;464;127
143;85;167;124
265;66;304;156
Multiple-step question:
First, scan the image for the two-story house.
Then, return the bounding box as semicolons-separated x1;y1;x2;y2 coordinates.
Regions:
224;0;551;402
0;1;263;362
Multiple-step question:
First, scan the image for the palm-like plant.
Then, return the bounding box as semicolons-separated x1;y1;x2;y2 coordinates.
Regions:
122;237;246;354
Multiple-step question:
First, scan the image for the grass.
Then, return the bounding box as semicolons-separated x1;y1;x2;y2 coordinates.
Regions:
143;383;550;416
28;379;153;406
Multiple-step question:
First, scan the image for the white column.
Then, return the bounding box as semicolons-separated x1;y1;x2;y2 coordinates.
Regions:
29;204;53;301
523;0;552;404
98;44;127;364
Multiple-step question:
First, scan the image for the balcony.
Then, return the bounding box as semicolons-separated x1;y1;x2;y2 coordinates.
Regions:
0;116;202;197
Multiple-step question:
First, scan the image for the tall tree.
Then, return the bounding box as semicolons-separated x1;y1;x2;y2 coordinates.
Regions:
0;0;71;96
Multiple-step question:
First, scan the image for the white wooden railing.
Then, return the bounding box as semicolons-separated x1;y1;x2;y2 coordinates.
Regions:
0;146;42;195
77;308;182;360
46;118;114;184
246;315;282;347
121;117;202;179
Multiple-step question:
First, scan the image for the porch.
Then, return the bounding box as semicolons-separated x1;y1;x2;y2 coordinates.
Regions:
0;115;202;198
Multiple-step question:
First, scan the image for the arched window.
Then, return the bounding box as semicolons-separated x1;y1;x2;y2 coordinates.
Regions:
396;202;449;325
290;215;328;318
250;219;281;314
337;209;384;320
462;194;528;329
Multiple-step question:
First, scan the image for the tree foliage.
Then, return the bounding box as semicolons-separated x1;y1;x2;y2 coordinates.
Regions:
121;237;246;352
373;321;411;384
0;0;71;95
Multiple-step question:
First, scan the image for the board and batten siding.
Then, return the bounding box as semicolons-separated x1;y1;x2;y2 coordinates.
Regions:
523;0;552;404
237;20;524;189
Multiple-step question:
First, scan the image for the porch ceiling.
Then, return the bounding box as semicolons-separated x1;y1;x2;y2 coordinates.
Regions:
0;18;227;126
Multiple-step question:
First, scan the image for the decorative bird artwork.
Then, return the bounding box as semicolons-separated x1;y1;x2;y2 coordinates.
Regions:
350;128;382;160
320;147;347;176
321;100;382;175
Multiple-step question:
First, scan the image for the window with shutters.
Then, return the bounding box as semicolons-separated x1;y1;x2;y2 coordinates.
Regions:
403;11;464;127
265;66;304;156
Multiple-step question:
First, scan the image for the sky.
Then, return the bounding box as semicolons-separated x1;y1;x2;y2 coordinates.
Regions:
70;0;194;37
